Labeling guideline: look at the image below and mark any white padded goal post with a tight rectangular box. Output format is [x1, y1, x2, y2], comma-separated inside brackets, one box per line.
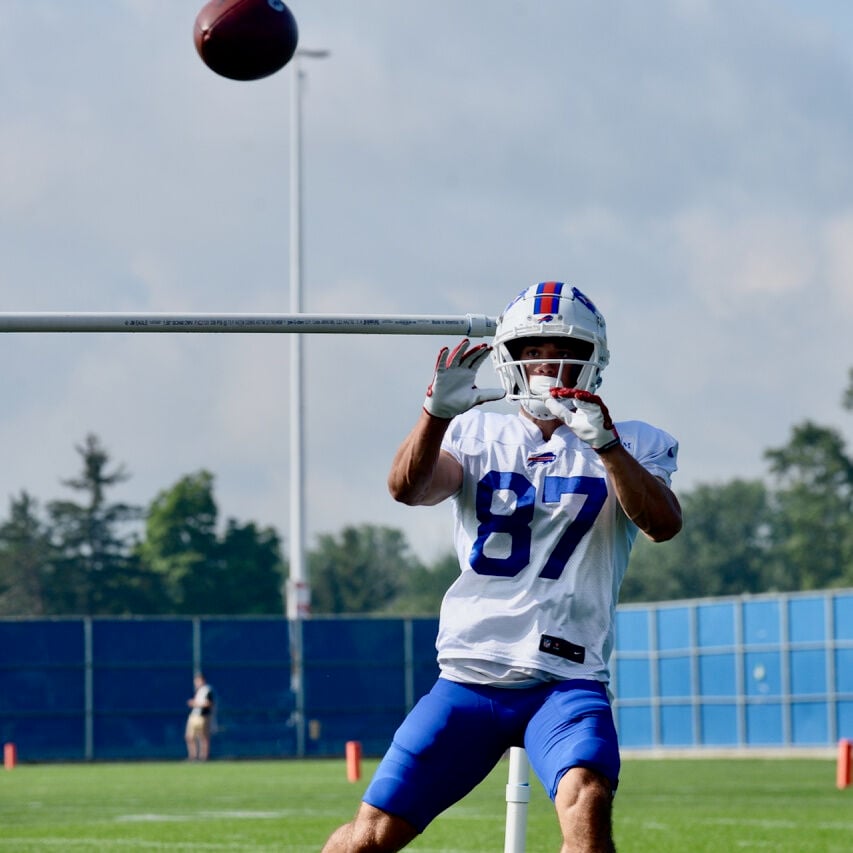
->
[0, 312, 497, 336]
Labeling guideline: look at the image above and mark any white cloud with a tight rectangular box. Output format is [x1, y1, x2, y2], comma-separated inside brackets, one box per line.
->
[673, 210, 817, 304]
[822, 213, 853, 314]
[0, 0, 852, 568]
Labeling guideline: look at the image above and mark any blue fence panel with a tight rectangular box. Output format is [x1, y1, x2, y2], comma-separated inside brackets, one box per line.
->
[202, 617, 290, 664]
[660, 704, 693, 746]
[616, 705, 653, 748]
[95, 618, 191, 665]
[838, 701, 853, 739]
[791, 702, 829, 744]
[700, 703, 738, 745]
[411, 618, 440, 702]
[833, 594, 853, 640]
[91, 619, 193, 760]
[611, 589, 853, 750]
[789, 649, 826, 696]
[744, 651, 781, 698]
[200, 618, 294, 759]
[834, 595, 853, 640]
[658, 656, 691, 698]
[697, 602, 735, 648]
[746, 703, 783, 745]
[0, 619, 84, 665]
[0, 662, 85, 715]
[698, 653, 737, 697]
[615, 658, 651, 700]
[615, 610, 649, 652]
[0, 620, 86, 760]
[2, 588, 852, 761]
[837, 648, 853, 693]
[789, 596, 825, 643]
[303, 618, 408, 757]
[656, 607, 691, 651]
[743, 599, 780, 645]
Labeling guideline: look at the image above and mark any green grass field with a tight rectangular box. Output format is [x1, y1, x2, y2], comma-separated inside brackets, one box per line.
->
[0, 756, 849, 852]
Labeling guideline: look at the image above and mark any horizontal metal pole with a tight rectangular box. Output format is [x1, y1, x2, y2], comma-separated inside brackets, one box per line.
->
[0, 312, 498, 337]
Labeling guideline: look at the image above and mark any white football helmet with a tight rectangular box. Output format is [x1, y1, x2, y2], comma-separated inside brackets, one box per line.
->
[492, 282, 609, 419]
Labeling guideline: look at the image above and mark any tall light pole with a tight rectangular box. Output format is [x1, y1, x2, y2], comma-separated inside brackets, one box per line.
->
[287, 47, 328, 757]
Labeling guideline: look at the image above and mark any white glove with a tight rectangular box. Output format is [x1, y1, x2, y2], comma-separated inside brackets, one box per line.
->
[544, 388, 621, 452]
[423, 339, 506, 419]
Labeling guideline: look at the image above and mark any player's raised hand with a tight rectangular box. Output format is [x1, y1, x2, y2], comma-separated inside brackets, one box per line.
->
[545, 388, 621, 452]
[423, 339, 506, 419]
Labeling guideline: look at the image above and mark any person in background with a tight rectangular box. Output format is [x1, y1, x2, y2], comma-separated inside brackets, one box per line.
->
[185, 671, 215, 761]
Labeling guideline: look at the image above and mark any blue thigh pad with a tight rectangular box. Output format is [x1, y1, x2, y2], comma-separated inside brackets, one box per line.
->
[523, 679, 620, 799]
[362, 679, 523, 831]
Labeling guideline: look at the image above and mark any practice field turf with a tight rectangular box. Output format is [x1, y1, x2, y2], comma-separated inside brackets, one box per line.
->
[0, 756, 848, 852]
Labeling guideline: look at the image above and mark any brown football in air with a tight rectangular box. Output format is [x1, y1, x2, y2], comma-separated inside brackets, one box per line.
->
[194, 0, 299, 81]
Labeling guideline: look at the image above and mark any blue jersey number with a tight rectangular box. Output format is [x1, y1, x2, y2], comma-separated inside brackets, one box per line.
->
[469, 473, 607, 579]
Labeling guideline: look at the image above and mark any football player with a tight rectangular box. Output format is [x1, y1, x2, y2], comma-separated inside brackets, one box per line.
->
[322, 282, 682, 853]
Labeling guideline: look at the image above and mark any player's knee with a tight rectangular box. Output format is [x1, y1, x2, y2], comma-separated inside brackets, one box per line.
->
[337, 803, 419, 852]
[554, 769, 615, 852]
[555, 766, 613, 814]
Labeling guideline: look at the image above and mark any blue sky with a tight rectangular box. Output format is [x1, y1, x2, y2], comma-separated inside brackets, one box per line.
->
[1, 1, 851, 567]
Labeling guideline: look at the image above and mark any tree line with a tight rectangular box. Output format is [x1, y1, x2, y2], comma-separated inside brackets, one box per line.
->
[0, 432, 451, 617]
[1, 371, 851, 616]
[624, 368, 853, 601]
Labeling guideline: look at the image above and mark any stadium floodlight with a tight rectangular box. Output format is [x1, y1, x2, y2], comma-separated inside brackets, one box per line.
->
[287, 47, 329, 765]
[0, 312, 497, 336]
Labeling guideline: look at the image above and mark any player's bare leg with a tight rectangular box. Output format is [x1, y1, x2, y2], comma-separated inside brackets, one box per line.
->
[554, 767, 616, 853]
[321, 803, 419, 853]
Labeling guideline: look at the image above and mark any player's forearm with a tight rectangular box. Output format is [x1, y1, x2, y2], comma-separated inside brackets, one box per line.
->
[388, 411, 455, 506]
[598, 445, 682, 541]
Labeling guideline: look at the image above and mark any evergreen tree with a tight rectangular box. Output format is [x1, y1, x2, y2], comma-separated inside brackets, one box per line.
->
[763, 422, 853, 590]
[47, 434, 145, 614]
[0, 492, 54, 615]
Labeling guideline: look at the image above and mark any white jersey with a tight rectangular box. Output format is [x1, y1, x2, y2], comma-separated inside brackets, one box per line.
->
[437, 410, 678, 686]
[190, 684, 213, 718]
